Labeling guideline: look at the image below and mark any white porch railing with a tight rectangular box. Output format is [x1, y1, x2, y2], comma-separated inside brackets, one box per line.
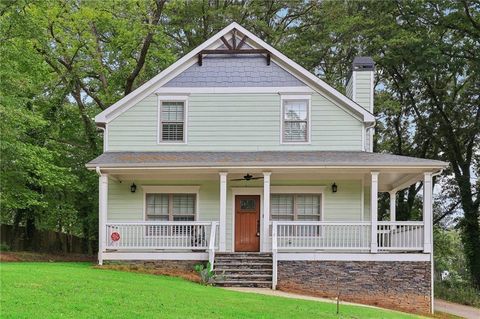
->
[273, 221, 372, 250]
[271, 221, 425, 252]
[105, 221, 218, 251]
[377, 221, 424, 251]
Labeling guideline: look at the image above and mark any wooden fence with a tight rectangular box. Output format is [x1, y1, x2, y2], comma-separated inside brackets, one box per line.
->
[1, 224, 96, 254]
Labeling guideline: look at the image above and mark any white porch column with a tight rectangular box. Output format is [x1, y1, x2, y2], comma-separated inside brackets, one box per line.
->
[370, 172, 379, 253]
[219, 172, 228, 252]
[262, 172, 271, 252]
[389, 191, 396, 221]
[423, 172, 433, 253]
[98, 173, 108, 265]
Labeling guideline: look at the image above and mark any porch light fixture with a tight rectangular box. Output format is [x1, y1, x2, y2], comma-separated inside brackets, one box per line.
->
[130, 183, 137, 193]
[331, 182, 338, 193]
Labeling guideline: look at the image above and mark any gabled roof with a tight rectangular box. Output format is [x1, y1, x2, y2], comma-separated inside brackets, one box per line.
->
[95, 22, 376, 124]
[86, 151, 447, 169]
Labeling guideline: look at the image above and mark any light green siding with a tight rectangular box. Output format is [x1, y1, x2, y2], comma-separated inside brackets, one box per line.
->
[107, 179, 368, 251]
[107, 93, 363, 151]
[108, 180, 219, 222]
[354, 72, 373, 112]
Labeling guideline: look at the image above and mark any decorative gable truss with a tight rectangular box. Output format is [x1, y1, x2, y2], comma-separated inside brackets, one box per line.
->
[95, 22, 375, 125]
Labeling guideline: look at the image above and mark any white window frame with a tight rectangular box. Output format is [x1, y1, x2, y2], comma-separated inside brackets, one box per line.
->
[156, 95, 189, 144]
[280, 95, 312, 144]
[142, 186, 200, 221]
[270, 186, 324, 221]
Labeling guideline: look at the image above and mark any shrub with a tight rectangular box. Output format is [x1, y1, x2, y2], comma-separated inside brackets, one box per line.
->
[435, 280, 480, 308]
[194, 262, 222, 285]
[0, 242, 10, 251]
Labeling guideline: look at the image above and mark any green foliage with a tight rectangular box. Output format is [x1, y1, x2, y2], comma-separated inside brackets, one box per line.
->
[0, 242, 11, 251]
[435, 281, 480, 308]
[0, 262, 420, 318]
[194, 262, 217, 285]
[434, 228, 480, 307]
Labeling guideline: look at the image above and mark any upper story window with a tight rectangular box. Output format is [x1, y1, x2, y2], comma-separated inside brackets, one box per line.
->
[281, 96, 310, 143]
[157, 96, 188, 144]
[160, 101, 185, 142]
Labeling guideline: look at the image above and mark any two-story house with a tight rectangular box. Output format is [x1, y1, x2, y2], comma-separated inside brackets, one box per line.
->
[87, 23, 446, 314]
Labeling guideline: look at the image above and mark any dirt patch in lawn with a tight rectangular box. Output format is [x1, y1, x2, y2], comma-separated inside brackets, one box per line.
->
[95, 264, 201, 283]
[0, 251, 95, 262]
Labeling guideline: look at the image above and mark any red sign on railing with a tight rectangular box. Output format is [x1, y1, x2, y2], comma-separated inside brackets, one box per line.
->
[111, 232, 120, 242]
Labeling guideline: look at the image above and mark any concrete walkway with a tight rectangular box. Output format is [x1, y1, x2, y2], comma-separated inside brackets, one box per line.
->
[434, 299, 480, 319]
[224, 287, 389, 310]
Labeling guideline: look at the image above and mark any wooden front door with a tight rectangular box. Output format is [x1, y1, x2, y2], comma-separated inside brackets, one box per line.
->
[235, 195, 260, 252]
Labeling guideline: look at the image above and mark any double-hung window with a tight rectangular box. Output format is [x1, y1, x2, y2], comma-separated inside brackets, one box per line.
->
[145, 193, 196, 236]
[146, 193, 196, 221]
[270, 194, 322, 221]
[159, 101, 185, 142]
[271, 193, 322, 237]
[282, 98, 310, 143]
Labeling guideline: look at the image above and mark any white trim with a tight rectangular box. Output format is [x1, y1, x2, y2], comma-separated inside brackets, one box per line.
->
[98, 173, 108, 265]
[370, 71, 374, 113]
[270, 186, 325, 193]
[280, 95, 312, 144]
[104, 125, 109, 151]
[141, 185, 200, 221]
[370, 171, 379, 253]
[219, 172, 228, 251]
[95, 22, 376, 124]
[361, 177, 365, 220]
[352, 71, 357, 102]
[88, 165, 447, 171]
[277, 253, 431, 262]
[230, 187, 264, 252]
[141, 186, 200, 193]
[157, 96, 189, 144]
[102, 252, 208, 261]
[389, 191, 396, 221]
[262, 172, 271, 252]
[423, 172, 433, 253]
[155, 87, 314, 94]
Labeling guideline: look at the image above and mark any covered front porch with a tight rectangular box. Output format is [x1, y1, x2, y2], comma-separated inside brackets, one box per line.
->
[96, 166, 437, 264]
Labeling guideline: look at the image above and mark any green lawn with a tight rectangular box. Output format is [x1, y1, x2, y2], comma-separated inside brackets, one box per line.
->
[0, 262, 423, 319]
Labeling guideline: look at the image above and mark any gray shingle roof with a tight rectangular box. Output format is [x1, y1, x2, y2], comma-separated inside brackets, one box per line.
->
[86, 151, 447, 168]
[163, 56, 306, 87]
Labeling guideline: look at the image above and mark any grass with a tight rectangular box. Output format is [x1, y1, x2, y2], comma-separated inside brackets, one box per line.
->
[0, 262, 424, 319]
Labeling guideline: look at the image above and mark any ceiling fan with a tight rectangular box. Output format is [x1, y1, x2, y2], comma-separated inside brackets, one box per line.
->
[230, 173, 264, 181]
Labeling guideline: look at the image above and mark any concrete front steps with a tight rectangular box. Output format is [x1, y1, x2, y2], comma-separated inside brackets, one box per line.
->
[213, 252, 273, 288]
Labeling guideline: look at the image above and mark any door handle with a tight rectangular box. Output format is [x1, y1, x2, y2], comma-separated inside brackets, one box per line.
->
[256, 220, 260, 237]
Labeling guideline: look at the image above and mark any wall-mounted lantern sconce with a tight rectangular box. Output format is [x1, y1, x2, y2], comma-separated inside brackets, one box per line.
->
[331, 182, 338, 193]
[130, 183, 137, 193]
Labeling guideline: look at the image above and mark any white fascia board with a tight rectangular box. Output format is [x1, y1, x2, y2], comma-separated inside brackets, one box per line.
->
[96, 22, 376, 124]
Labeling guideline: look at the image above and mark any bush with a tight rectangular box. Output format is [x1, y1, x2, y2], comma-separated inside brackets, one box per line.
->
[0, 242, 10, 251]
[435, 280, 480, 308]
[194, 262, 224, 285]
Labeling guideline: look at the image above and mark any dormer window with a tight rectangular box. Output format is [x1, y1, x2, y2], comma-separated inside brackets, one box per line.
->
[281, 95, 311, 144]
[157, 96, 188, 144]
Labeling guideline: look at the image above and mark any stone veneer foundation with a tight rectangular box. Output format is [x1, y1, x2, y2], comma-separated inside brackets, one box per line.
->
[277, 260, 431, 314]
[104, 260, 202, 271]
